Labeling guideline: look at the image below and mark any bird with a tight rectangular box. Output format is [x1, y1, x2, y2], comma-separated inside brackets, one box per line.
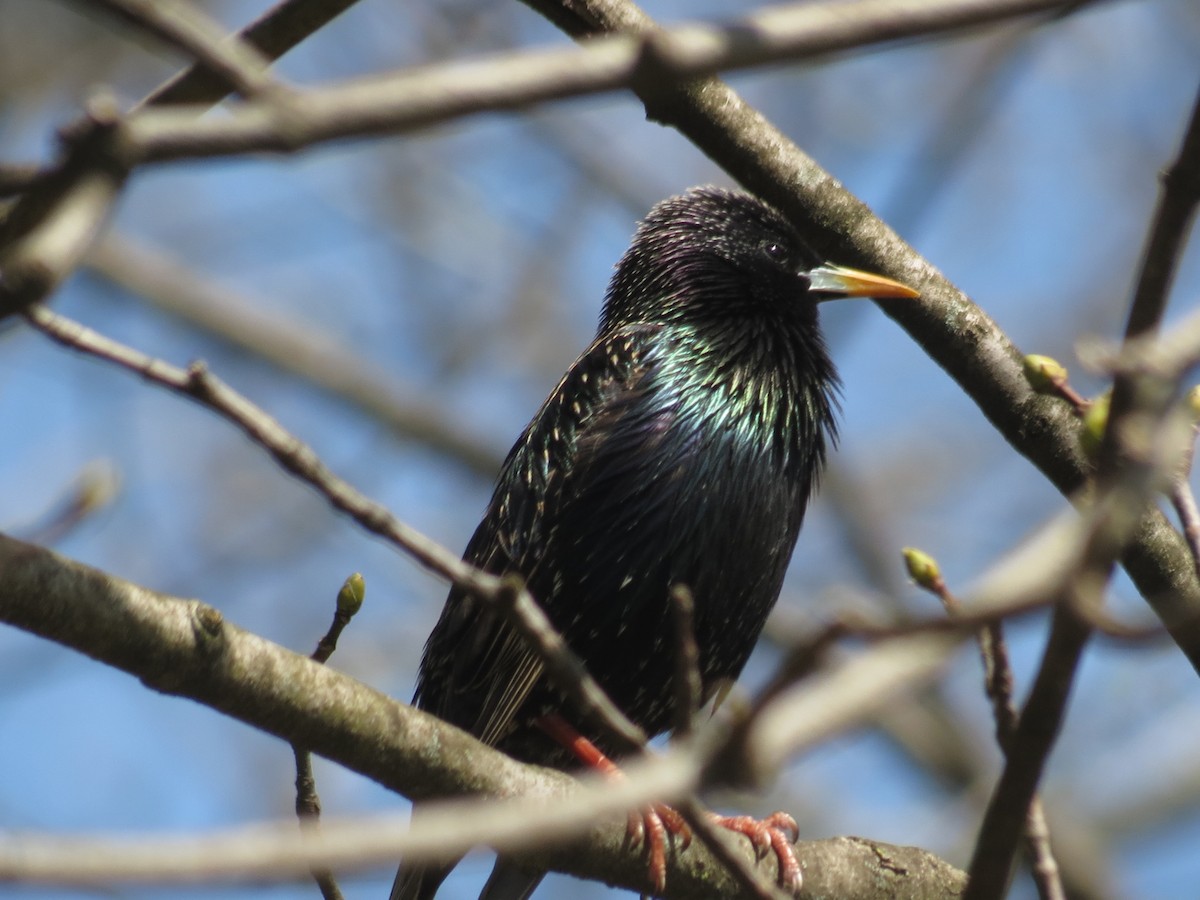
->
[391, 186, 918, 900]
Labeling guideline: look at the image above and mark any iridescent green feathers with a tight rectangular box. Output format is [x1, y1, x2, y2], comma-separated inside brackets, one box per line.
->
[414, 187, 840, 759]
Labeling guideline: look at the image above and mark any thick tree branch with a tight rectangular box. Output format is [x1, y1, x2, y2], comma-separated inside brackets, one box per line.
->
[0, 533, 965, 899]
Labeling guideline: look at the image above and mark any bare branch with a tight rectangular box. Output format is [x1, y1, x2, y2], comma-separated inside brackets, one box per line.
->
[1120, 85, 1200, 342]
[85, 233, 503, 477]
[906, 551, 1064, 900]
[0, 532, 966, 899]
[292, 573, 363, 900]
[142, 0, 363, 108]
[965, 368, 1198, 899]
[75, 0, 282, 100]
[121, 0, 1103, 164]
[0, 99, 126, 317]
[521, 0, 1200, 674]
[21, 302, 646, 750]
[0, 0, 365, 321]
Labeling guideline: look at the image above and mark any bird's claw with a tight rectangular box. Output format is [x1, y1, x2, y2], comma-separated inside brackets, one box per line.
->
[712, 811, 803, 894]
[654, 803, 692, 849]
[538, 715, 800, 894]
[624, 802, 693, 895]
[628, 805, 802, 895]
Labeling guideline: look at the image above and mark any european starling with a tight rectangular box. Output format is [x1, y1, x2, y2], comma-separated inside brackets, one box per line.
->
[391, 186, 917, 900]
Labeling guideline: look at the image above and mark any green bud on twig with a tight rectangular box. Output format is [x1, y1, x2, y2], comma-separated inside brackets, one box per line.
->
[1023, 354, 1068, 394]
[337, 572, 365, 617]
[1081, 392, 1111, 459]
[902, 547, 942, 591]
[1185, 385, 1200, 423]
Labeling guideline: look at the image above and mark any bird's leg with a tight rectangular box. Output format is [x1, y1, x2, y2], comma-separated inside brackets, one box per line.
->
[534, 714, 690, 894]
[535, 714, 804, 895]
[533, 716, 802, 893]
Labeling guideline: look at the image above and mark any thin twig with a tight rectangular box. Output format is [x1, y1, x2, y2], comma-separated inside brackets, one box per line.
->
[964, 603, 1089, 900]
[85, 233, 502, 477]
[291, 748, 343, 900]
[17, 460, 120, 546]
[964, 380, 1196, 900]
[291, 574, 362, 900]
[142, 0, 363, 108]
[79, 0, 283, 100]
[1119, 85, 1200, 342]
[21, 303, 646, 752]
[1101, 82, 1200, 540]
[907, 552, 1064, 900]
[123, 0, 1103, 164]
[491, 577, 645, 752]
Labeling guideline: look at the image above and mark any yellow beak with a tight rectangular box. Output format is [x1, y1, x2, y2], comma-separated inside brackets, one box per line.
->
[806, 263, 920, 299]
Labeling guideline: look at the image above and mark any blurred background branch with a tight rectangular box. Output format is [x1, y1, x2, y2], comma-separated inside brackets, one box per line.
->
[1, 1, 1197, 899]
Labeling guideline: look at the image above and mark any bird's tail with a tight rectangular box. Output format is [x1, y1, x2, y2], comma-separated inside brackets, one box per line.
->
[389, 857, 541, 900]
[479, 858, 543, 900]
[388, 859, 458, 900]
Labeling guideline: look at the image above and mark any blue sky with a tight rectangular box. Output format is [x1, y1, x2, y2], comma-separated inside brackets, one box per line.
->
[2, 1, 1199, 898]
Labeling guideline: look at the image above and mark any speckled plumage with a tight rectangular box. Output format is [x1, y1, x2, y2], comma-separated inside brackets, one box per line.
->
[416, 187, 839, 758]
[394, 187, 846, 900]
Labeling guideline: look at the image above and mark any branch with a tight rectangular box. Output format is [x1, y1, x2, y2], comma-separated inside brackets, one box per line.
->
[904, 549, 1064, 900]
[520, 0, 1200, 673]
[76, 0, 282, 100]
[118, 0, 1102, 163]
[965, 356, 1199, 898]
[22, 303, 645, 751]
[0, 0, 365, 317]
[0, 533, 966, 899]
[85, 233, 503, 477]
[141, 0, 362, 108]
[0, 98, 126, 316]
[1119, 84, 1200, 342]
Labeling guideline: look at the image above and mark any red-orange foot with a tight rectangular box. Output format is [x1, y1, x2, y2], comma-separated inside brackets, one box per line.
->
[713, 811, 802, 893]
[626, 801, 692, 894]
[535, 715, 691, 894]
[534, 715, 801, 895]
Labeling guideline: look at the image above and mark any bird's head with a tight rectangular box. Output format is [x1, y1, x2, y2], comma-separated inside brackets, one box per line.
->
[600, 186, 917, 333]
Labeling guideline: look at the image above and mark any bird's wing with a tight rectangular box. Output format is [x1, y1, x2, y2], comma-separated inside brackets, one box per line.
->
[415, 323, 685, 746]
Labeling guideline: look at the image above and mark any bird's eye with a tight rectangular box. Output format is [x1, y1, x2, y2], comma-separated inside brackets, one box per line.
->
[761, 241, 789, 263]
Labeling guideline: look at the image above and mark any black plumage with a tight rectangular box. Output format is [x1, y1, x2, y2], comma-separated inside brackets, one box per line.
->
[392, 187, 916, 900]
